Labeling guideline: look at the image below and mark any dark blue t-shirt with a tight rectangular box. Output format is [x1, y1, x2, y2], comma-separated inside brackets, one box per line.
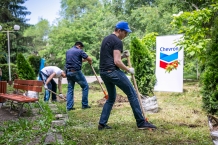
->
[100, 34, 123, 71]
[65, 46, 88, 71]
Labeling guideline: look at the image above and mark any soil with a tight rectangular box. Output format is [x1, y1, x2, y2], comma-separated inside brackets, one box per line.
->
[0, 94, 66, 126]
[0, 105, 19, 125]
[97, 94, 128, 107]
[89, 85, 101, 91]
[0, 103, 40, 126]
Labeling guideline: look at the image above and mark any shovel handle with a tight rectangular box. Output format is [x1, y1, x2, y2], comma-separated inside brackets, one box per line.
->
[90, 64, 108, 99]
[46, 88, 66, 101]
[126, 56, 147, 120]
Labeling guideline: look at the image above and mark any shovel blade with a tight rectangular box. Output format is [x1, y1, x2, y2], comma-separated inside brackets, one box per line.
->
[104, 95, 109, 100]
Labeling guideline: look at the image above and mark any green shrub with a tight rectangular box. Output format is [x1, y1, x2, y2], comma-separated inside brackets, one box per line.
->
[129, 33, 157, 96]
[28, 55, 41, 77]
[201, 17, 218, 115]
[0, 63, 17, 81]
[16, 53, 35, 80]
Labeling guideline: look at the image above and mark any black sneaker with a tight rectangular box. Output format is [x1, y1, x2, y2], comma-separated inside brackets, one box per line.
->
[98, 124, 112, 130]
[67, 108, 76, 111]
[82, 105, 91, 109]
[138, 121, 157, 130]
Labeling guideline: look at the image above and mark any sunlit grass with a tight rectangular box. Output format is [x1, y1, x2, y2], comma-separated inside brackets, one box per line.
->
[0, 81, 212, 144]
[56, 81, 212, 145]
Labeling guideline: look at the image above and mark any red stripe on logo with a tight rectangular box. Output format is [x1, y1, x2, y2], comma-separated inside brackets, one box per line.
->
[160, 61, 168, 69]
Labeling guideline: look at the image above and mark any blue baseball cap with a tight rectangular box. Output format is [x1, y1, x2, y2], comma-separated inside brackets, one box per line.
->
[115, 21, 132, 33]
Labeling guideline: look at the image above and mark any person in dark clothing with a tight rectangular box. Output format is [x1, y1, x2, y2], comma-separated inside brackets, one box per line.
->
[98, 21, 157, 130]
[65, 41, 92, 111]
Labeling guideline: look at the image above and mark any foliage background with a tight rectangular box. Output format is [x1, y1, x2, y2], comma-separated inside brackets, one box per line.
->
[130, 33, 157, 96]
[1, 0, 218, 113]
[0, 64, 17, 81]
[16, 53, 35, 80]
[28, 55, 41, 77]
[200, 16, 218, 115]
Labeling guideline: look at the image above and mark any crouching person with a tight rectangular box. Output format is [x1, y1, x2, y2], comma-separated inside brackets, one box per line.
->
[39, 66, 66, 102]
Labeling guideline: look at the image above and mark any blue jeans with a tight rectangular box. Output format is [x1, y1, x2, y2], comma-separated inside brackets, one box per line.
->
[39, 72, 57, 101]
[66, 70, 89, 110]
[99, 69, 145, 127]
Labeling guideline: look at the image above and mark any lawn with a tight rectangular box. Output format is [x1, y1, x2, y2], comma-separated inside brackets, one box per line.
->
[0, 80, 213, 145]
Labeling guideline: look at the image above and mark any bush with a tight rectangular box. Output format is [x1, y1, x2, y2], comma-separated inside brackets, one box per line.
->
[0, 63, 17, 81]
[129, 33, 157, 96]
[28, 55, 41, 77]
[16, 53, 35, 80]
[201, 17, 218, 115]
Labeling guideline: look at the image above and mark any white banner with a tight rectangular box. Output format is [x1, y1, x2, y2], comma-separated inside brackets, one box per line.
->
[154, 34, 184, 92]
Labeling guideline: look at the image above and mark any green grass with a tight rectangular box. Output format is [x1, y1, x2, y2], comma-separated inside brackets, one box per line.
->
[184, 72, 198, 80]
[0, 81, 213, 145]
[0, 101, 54, 144]
[57, 82, 212, 145]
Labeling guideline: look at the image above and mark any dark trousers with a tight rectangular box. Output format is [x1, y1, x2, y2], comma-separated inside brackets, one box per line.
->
[39, 71, 57, 101]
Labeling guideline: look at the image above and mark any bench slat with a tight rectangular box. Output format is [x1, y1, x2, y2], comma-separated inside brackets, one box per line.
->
[14, 84, 42, 92]
[0, 93, 38, 102]
[14, 79, 43, 86]
[13, 79, 43, 92]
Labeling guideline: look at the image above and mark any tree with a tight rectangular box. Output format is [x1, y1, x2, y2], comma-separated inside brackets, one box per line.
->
[0, 0, 31, 64]
[130, 33, 157, 96]
[0, 0, 30, 23]
[125, 0, 155, 14]
[45, 6, 117, 73]
[201, 16, 218, 115]
[23, 19, 50, 53]
[17, 53, 35, 80]
[171, 1, 218, 114]
[171, 4, 215, 64]
[0, 63, 17, 81]
[60, 0, 100, 21]
[128, 0, 184, 37]
[28, 55, 41, 77]
[176, 0, 214, 11]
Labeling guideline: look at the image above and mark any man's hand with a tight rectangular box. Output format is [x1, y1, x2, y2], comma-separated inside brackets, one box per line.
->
[88, 60, 92, 64]
[86, 56, 92, 64]
[59, 94, 64, 98]
[128, 68, 135, 74]
[44, 84, 48, 89]
[122, 50, 130, 58]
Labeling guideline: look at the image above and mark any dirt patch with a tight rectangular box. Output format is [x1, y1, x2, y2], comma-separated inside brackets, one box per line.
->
[97, 94, 128, 107]
[0, 103, 41, 126]
[178, 123, 200, 128]
[89, 85, 101, 91]
[0, 106, 19, 125]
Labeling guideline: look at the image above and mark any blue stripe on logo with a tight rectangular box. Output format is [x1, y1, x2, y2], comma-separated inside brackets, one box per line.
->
[160, 52, 178, 63]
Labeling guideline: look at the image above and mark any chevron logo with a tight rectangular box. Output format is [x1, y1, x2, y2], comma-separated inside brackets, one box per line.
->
[160, 52, 178, 69]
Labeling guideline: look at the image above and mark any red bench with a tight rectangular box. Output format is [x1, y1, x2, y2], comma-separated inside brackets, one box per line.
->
[0, 79, 44, 117]
[0, 81, 7, 103]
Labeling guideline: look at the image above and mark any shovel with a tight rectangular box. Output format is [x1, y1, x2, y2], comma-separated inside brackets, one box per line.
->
[90, 64, 109, 99]
[126, 55, 148, 121]
[45, 88, 67, 101]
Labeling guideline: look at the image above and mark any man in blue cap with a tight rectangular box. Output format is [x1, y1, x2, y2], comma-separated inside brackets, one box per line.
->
[98, 21, 157, 130]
